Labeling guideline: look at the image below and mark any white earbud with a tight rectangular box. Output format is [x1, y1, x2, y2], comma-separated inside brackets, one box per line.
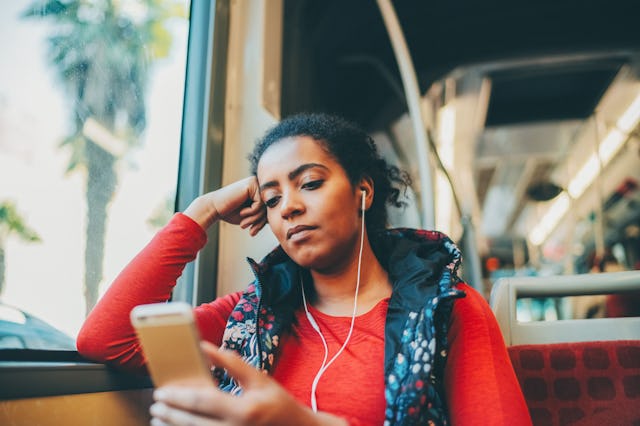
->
[302, 187, 367, 413]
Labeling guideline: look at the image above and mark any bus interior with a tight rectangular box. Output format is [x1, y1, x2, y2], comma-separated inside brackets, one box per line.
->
[1, 0, 639, 424]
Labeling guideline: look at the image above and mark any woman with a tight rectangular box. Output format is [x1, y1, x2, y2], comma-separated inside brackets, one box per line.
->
[77, 113, 531, 425]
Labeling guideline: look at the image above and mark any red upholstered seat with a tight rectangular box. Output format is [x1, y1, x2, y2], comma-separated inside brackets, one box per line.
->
[508, 340, 640, 426]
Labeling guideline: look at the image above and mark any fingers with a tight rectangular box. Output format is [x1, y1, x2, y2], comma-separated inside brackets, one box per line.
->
[201, 341, 263, 389]
[152, 385, 236, 420]
[240, 201, 264, 217]
[214, 176, 266, 234]
[240, 215, 267, 236]
[150, 342, 262, 423]
[239, 206, 264, 223]
[150, 400, 222, 426]
[238, 202, 267, 236]
[240, 190, 265, 216]
[248, 217, 267, 236]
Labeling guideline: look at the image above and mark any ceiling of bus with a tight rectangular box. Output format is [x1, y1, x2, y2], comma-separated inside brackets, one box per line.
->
[281, 0, 640, 265]
[484, 61, 622, 126]
[282, 0, 640, 127]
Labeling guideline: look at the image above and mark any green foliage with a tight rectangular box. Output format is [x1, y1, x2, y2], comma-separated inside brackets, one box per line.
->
[0, 201, 41, 243]
[59, 133, 86, 174]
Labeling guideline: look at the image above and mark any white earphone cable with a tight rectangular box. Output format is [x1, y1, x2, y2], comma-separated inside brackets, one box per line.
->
[302, 190, 366, 412]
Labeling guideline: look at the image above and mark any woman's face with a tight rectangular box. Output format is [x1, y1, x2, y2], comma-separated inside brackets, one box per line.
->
[256, 136, 365, 272]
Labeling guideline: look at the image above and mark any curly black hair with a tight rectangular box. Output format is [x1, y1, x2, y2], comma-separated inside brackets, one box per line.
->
[249, 113, 411, 239]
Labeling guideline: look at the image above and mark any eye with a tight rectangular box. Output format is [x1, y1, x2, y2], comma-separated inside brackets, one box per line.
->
[301, 179, 323, 190]
[264, 196, 280, 209]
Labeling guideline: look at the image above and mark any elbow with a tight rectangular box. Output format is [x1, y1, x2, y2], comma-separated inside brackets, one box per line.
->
[76, 320, 146, 372]
[76, 317, 117, 363]
[75, 324, 107, 362]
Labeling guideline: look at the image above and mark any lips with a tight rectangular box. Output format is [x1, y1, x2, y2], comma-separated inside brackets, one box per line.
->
[286, 225, 317, 240]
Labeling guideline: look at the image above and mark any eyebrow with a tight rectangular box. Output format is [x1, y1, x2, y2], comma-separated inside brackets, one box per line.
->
[259, 163, 329, 192]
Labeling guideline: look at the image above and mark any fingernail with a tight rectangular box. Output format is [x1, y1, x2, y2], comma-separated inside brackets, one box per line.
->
[149, 402, 166, 416]
[153, 389, 167, 401]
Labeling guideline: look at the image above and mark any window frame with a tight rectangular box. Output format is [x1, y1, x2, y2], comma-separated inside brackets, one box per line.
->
[0, 0, 229, 399]
[174, 0, 230, 306]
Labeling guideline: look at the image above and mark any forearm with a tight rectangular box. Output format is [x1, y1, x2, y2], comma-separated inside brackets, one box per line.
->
[76, 213, 207, 369]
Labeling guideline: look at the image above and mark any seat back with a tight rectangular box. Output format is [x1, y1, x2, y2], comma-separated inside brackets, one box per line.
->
[508, 339, 640, 425]
[490, 271, 640, 426]
[490, 271, 640, 345]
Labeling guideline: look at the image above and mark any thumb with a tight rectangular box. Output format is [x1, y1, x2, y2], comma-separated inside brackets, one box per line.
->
[201, 341, 263, 388]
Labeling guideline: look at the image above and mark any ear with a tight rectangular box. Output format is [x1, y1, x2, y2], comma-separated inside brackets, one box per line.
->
[357, 176, 374, 211]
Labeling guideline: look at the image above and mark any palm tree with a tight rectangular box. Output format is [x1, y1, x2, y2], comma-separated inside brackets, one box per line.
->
[24, 0, 185, 315]
[0, 201, 41, 296]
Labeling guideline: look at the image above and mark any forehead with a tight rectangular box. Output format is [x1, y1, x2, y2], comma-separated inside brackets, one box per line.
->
[256, 136, 340, 178]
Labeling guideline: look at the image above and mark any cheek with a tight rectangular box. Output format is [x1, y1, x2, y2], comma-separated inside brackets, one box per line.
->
[324, 203, 360, 235]
[266, 210, 286, 238]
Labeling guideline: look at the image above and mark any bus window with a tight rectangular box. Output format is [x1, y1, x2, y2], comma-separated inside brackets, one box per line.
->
[0, 1, 190, 350]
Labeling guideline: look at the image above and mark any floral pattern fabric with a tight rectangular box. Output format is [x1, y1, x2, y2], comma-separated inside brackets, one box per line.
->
[215, 228, 465, 425]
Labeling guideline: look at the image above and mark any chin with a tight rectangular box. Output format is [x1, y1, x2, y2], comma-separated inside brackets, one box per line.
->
[297, 253, 349, 273]
[286, 246, 331, 270]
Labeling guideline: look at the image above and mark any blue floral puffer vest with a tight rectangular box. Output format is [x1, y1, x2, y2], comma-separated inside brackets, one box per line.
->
[214, 229, 465, 425]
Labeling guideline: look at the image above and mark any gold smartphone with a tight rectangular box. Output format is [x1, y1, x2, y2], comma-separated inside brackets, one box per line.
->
[130, 301, 213, 387]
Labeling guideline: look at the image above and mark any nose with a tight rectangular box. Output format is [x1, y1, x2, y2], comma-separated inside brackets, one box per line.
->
[280, 190, 305, 220]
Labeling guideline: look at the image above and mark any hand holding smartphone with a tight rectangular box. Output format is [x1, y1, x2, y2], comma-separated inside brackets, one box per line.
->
[130, 301, 214, 387]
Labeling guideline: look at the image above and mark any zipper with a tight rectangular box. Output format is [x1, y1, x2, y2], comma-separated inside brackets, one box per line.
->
[249, 264, 265, 370]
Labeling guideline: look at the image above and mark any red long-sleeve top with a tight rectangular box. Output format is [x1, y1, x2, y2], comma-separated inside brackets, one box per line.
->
[77, 213, 531, 425]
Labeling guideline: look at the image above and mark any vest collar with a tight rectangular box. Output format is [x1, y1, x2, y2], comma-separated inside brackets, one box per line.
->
[246, 228, 462, 308]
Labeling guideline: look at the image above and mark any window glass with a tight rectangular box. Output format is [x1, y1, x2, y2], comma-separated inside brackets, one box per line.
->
[0, 0, 190, 349]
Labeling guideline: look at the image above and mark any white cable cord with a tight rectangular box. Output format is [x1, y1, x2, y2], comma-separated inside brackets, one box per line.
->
[302, 191, 366, 412]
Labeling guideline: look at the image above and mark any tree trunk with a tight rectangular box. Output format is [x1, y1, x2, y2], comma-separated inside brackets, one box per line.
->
[84, 140, 116, 316]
